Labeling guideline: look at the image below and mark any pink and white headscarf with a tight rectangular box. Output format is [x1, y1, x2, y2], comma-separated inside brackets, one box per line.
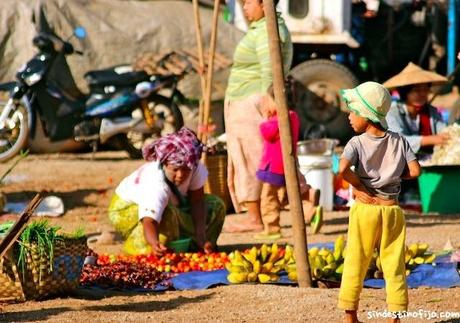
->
[142, 127, 203, 169]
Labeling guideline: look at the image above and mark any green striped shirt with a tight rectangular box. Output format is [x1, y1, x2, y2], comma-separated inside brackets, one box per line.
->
[226, 15, 293, 101]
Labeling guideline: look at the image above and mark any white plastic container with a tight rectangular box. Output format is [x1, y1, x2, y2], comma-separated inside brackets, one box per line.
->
[298, 155, 334, 211]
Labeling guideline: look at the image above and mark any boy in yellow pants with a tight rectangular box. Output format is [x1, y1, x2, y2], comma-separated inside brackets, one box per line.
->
[338, 82, 421, 323]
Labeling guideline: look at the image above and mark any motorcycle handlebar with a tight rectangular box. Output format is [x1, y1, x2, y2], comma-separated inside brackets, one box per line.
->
[33, 32, 78, 56]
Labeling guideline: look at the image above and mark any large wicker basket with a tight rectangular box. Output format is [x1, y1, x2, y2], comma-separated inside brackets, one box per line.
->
[0, 237, 88, 301]
[205, 154, 232, 211]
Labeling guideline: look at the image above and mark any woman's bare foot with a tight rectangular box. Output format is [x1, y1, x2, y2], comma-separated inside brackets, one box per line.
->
[223, 219, 264, 233]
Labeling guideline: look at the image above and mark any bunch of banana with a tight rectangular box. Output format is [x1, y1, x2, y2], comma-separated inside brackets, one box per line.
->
[226, 243, 286, 284]
[286, 235, 346, 282]
[369, 242, 435, 279]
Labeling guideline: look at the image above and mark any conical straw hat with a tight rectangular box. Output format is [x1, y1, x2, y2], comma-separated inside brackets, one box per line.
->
[383, 62, 447, 89]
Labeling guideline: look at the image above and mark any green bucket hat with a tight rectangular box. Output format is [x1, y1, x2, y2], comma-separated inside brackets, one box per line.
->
[340, 81, 391, 129]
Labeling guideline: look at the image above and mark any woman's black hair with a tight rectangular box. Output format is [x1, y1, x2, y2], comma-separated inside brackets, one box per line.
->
[397, 85, 415, 102]
[398, 83, 432, 101]
[266, 76, 296, 109]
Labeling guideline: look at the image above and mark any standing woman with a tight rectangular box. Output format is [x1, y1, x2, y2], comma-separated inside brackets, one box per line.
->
[384, 63, 450, 159]
[225, 0, 292, 232]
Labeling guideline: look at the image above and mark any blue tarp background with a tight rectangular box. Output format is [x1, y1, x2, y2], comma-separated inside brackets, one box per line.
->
[171, 242, 460, 290]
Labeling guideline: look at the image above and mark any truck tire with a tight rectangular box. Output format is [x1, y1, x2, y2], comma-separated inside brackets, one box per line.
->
[289, 59, 358, 144]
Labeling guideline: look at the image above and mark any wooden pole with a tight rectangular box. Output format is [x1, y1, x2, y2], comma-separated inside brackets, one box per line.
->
[262, 0, 312, 287]
[201, 0, 220, 158]
[192, 0, 207, 140]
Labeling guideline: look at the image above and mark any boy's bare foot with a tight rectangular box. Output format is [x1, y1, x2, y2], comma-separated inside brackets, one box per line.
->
[344, 310, 361, 323]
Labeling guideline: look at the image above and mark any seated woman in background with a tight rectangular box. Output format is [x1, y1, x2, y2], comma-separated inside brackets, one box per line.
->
[384, 63, 450, 203]
[108, 127, 225, 255]
[384, 62, 450, 160]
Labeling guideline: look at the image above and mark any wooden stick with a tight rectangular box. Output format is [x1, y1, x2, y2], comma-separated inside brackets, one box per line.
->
[263, 0, 312, 288]
[201, 0, 220, 148]
[192, 0, 208, 140]
[0, 192, 45, 259]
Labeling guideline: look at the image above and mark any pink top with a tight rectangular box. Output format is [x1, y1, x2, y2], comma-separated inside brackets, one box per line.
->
[258, 110, 300, 175]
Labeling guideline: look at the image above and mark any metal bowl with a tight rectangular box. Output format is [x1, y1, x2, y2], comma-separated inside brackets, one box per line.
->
[297, 138, 338, 156]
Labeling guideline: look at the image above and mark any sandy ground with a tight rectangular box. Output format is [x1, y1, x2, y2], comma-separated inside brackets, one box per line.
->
[0, 151, 459, 323]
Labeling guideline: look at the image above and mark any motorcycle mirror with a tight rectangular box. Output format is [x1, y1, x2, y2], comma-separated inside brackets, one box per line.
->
[73, 27, 87, 39]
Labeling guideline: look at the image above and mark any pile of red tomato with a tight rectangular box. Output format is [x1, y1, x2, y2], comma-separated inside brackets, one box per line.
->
[95, 251, 230, 273]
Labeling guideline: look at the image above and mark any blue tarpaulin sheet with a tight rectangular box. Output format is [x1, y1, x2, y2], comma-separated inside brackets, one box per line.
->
[171, 262, 460, 290]
[171, 242, 460, 290]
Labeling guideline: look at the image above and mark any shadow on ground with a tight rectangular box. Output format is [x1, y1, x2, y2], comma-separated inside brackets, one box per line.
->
[0, 293, 215, 322]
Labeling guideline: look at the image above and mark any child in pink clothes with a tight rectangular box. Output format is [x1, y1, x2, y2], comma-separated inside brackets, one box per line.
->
[254, 82, 323, 240]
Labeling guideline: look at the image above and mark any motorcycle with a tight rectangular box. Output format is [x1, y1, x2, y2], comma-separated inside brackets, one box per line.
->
[0, 26, 184, 162]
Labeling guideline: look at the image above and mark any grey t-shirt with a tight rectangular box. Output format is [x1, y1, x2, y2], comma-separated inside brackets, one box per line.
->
[341, 131, 417, 200]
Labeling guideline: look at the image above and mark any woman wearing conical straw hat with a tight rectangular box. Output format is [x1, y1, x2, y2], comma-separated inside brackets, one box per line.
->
[384, 62, 450, 158]
[384, 62, 450, 204]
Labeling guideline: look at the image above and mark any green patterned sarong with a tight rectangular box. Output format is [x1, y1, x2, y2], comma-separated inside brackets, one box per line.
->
[108, 194, 225, 255]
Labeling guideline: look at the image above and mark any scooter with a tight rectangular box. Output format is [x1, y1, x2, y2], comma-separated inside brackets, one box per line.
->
[0, 26, 183, 162]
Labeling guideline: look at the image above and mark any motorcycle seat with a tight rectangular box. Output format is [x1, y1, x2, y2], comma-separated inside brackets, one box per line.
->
[84, 65, 149, 87]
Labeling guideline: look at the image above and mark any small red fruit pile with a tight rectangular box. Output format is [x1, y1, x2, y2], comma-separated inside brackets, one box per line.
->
[93, 251, 229, 273]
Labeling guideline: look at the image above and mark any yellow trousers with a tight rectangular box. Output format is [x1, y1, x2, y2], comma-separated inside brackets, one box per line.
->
[108, 194, 226, 255]
[338, 202, 408, 312]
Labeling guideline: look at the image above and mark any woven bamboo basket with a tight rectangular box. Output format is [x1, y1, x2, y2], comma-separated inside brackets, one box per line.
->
[205, 154, 232, 211]
[0, 237, 88, 302]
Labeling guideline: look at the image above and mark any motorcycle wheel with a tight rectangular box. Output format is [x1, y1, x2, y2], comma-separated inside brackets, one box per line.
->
[113, 95, 184, 159]
[0, 99, 29, 162]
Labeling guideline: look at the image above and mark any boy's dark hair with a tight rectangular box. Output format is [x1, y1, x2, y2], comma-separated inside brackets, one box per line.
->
[266, 76, 296, 109]
[258, 0, 280, 6]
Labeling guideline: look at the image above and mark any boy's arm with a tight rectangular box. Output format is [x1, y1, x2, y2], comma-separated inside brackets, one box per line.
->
[339, 158, 376, 204]
[401, 160, 421, 179]
[142, 217, 167, 256]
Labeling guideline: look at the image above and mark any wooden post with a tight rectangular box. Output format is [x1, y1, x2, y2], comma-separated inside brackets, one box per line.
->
[201, 0, 220, 158]
[192, 0, 207, 140]
[263, 0, 312, 287]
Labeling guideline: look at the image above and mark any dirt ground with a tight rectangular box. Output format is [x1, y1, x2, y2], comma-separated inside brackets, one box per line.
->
[0, 151, 459, 323]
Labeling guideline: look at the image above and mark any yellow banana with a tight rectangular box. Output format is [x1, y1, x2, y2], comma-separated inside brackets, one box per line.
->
[288, 271, 297, 282]
[335, 263, 344, 274]
[416, 243, 429, 256]
[423, 254, 436, 264]
[268, 243, 281, 263]
[308, 247, 319, 258]
[333, 235, 345, 261]
[227, 272, 248, 284]
[260, 244, 269, 262]
[408, 244, 419, 258]
[258, 273, 271, 283]
[325, 253, 335, 265]
[318, 248, 331, 257]
[285, 263, 296, 273]
[284, 245, 294, 261]
[253, 260, 261, 274]
[414, 257, 424, 265]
